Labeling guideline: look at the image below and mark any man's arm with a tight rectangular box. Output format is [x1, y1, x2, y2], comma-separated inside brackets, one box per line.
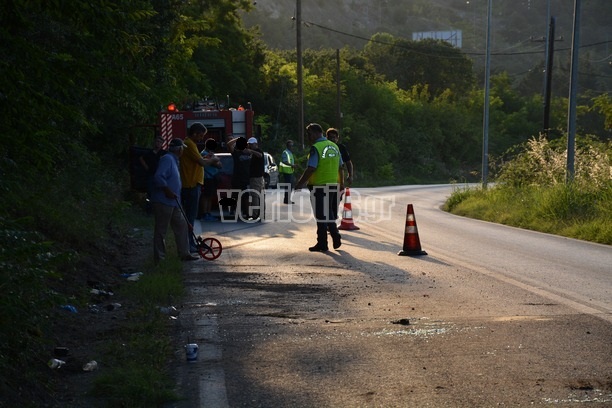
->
[345, 160, 354, 186]
[226, 137, 237, 152]
[244, 147, 262, 158]
[295, 167, 316, 190]
[281, 151, 296, 170]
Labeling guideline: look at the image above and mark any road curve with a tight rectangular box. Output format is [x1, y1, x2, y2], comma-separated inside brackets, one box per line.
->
[353, 185, 612, 321]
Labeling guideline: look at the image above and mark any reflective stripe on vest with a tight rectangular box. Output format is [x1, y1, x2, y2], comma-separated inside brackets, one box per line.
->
[279, 149, 294, 174]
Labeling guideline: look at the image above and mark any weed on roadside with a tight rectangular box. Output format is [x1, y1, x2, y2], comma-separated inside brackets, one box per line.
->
[445, 135, 612, 244]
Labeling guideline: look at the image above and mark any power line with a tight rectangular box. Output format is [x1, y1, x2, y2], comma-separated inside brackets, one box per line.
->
[306, 20, 612, 59]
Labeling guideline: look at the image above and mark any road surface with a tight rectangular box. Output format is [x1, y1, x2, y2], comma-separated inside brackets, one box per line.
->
[169, 185, 612, 407]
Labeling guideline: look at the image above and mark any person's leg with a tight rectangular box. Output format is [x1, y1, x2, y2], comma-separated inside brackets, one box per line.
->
[170, 206, 192, 258]
[326, 187, 342, 249]
[181, 186, 200, 249]
[249, 177, 264, 218]
[240, 185, 250, 219]
[310, 186, 329, 250]
[282, 173, 294, 203]
[153, 202, 172, 262]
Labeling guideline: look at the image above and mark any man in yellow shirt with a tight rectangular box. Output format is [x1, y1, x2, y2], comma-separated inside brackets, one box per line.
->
[180, 123, 220, 251]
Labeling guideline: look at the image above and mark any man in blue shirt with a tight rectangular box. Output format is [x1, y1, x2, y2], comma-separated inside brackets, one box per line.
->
[151, 138, 199, 263]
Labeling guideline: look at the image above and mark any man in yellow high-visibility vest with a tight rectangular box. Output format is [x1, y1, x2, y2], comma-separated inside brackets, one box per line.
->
[296, 123, 344, 252]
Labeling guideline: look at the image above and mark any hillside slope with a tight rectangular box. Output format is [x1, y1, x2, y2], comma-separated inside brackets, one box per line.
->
[242, 0, 610, 82]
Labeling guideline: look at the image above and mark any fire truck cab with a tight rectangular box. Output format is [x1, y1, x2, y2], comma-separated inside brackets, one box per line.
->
[158, 99, 257, 151]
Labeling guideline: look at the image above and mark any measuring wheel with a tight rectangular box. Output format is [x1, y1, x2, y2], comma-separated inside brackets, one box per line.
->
[196, 236, 222, 260]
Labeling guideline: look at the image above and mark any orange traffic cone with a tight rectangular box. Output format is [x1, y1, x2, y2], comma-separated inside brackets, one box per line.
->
[398, 204, 427, 256]
[338, 187, 360, 230]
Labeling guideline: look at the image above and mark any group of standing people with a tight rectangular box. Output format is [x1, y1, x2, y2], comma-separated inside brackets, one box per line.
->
[144, 119, 354, 261]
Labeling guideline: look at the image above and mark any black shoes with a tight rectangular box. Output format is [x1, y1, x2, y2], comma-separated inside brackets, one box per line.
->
[181, 254, 200, 261]
[308, 245, 329, 252]
[309, 234, 341, 252]
[332, 234, 342, 249]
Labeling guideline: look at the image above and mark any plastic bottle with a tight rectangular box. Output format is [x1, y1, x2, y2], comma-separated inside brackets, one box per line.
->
[60, 305, 78, 313]
[121, 272, 143, 281]
[82, 361, 98, 371]
[48, 359, 66, 369]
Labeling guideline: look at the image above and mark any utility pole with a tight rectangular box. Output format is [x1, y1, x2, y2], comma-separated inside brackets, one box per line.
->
[481, 0, 492, 189]
[336, 49, 341, 130]
[542, 0, 552, 98]
[296, 0, 304, 149]
[566, 0, 582, 183]
[543, 17, 556, 135]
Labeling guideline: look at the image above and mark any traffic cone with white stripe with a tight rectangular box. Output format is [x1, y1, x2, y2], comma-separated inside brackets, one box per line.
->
[398, 204, 427, 256]
[338, 188, 360, 230]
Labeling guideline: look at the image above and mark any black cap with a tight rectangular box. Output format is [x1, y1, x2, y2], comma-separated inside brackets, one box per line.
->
[169, 138, 187, 148]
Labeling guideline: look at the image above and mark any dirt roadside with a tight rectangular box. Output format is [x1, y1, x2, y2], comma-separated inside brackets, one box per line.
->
[39, 229, 152, 407]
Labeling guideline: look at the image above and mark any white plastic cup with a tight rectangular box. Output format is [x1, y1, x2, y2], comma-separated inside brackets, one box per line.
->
[185, 343, 198, 361]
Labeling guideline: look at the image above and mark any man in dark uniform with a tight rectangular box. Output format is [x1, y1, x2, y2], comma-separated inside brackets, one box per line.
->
[326, 128, 353, 202]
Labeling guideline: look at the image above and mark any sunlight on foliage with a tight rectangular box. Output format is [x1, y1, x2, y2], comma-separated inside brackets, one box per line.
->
[447, 136, 611, 244]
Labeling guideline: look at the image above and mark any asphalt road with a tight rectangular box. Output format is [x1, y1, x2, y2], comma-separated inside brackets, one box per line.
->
[169, 185, 612, 408]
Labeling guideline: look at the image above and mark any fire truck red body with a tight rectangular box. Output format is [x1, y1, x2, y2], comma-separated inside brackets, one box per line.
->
[158, 100, 256, 151]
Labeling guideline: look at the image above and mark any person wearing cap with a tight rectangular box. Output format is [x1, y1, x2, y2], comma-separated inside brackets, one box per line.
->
[246, 137, 265, 220]
[151, 138, 199, 262]
[295, 123, 343, 252]
[227, 136, 261, 220]
[180, 123, 220, 250]
[279, 140, 296, 204]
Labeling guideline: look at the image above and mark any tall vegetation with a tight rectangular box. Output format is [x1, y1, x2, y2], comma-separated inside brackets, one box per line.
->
[446, 136, 611, 244]
[0, 0, 610, 404]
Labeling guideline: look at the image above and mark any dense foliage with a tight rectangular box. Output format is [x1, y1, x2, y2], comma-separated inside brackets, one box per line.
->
[0, 0, 610, 404]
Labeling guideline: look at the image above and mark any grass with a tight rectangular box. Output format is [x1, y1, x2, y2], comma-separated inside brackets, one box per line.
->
[0, 204, 187, 407]
[445, 135, 612, 245]
[88, 258, 186, 406]
[445, 182, 612, 245]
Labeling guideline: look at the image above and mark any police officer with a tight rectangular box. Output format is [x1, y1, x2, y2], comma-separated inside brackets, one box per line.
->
[279, 140, 296, 204]
[295, 123, 343, 252]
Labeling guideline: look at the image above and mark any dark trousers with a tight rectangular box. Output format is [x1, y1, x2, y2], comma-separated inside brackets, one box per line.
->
[181, 186, 201, 249]
[309, 185, 340, 247]
[282, 173, 294, 203]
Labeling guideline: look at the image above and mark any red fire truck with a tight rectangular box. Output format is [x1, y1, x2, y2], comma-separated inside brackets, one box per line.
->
[130, 99, 258, 192]
[158, 99, 258, 151]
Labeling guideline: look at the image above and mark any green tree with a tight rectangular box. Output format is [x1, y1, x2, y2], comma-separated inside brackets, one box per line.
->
[364, 34, 474, 98]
